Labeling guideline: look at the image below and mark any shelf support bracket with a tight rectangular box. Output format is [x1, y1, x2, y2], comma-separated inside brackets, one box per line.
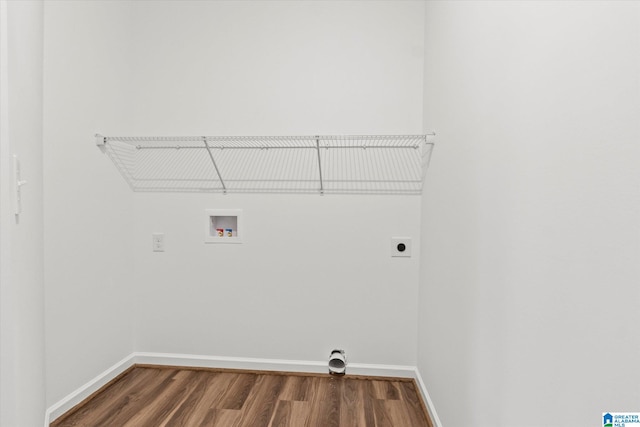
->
[95, 133, 108, 153]
[95, 133, 106, 146]
[203, 137, 227, 194]
[315, 136, 324, 195]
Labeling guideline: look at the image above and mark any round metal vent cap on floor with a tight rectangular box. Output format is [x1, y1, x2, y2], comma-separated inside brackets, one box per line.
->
[328, 349, 346, 375]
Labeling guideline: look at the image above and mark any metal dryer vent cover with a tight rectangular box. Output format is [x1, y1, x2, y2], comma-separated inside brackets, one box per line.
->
[328, 349, 347, 375]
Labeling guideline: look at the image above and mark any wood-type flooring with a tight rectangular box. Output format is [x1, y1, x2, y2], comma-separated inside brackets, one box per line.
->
[51, 366, 434, 427]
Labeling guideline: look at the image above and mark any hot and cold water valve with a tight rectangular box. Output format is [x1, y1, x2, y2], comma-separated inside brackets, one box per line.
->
[328, 349, 347, 375]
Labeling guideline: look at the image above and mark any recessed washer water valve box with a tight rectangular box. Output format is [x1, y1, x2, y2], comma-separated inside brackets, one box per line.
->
[391, 237, 412, 257]
[205, 209, 243, 244]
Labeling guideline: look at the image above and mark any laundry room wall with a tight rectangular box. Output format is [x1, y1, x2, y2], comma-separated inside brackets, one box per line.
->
[419, 2, 640, 426]
[43, 1, 136, 406]
[128, 0, 426, 367]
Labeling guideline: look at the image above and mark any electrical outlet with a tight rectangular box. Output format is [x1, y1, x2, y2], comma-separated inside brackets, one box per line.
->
[152, 233, 164, 252]
[391, 237, 411, 257]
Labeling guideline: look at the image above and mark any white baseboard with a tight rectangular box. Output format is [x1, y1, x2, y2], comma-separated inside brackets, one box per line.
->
[44, 353, 136, 426]
[133, 351, 327, 374]
[133, 351, 417, 379]
[414, 368, 443, 427]
[45, 352, 439, 426]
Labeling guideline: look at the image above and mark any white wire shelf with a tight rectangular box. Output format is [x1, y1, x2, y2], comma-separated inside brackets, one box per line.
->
[96, 134, 435, 195]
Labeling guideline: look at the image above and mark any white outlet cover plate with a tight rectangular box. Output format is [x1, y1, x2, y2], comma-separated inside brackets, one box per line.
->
[391, 237, 412, 257]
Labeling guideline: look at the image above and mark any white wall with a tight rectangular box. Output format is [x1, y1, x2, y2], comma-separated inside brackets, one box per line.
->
[419, 2, 640, 426]
[134, 194, 421, 365]
[129, 0, 425, 366]
[0, 0, 46, 425]
[127, 1, 424, 135]
[43, 1, 135, 406]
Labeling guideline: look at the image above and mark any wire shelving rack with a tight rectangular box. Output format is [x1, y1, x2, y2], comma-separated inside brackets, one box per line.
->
[96, 134, 435, 195]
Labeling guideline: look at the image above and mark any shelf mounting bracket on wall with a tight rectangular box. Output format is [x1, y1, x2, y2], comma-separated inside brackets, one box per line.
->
[95, 133, 435, 195]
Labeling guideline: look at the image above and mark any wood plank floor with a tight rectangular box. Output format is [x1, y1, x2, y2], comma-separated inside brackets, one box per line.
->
[51, 366, 434, 427]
